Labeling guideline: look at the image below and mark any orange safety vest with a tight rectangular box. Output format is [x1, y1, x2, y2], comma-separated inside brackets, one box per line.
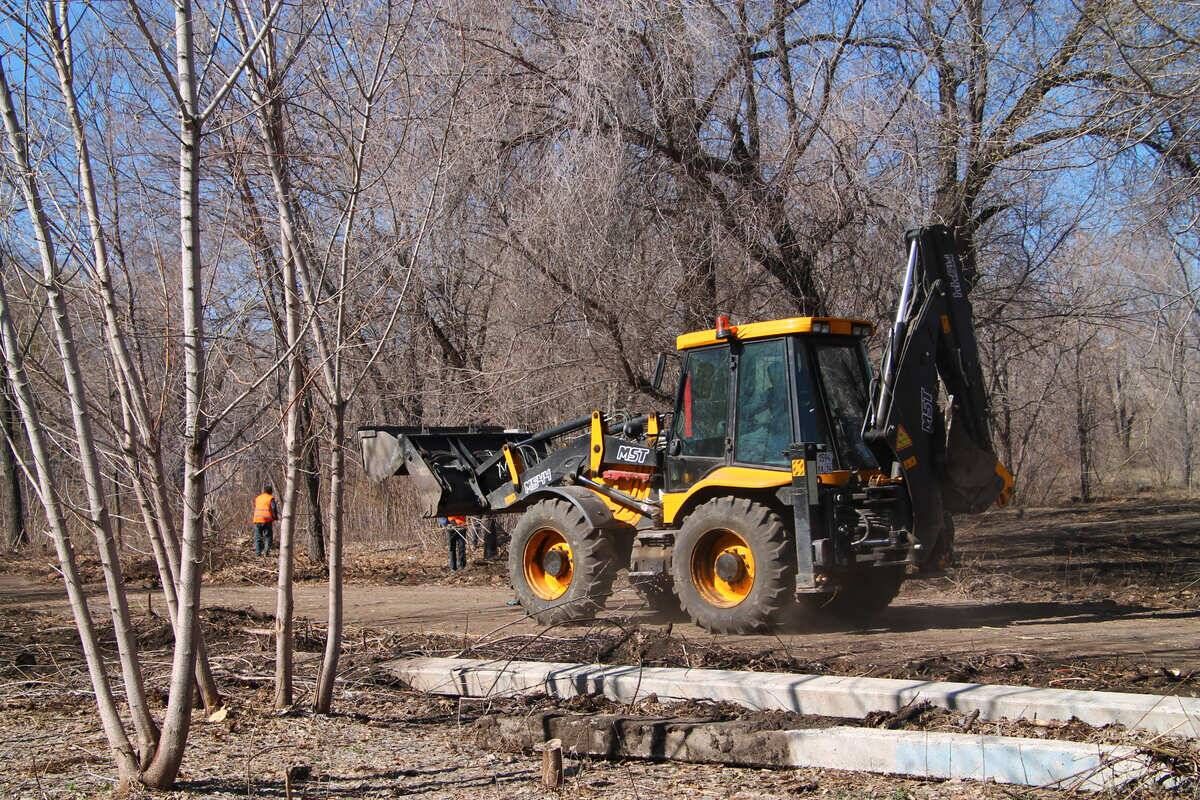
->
[252, 493, 276, 524]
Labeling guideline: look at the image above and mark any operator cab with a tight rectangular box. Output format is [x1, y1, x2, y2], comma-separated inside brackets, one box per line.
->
[667, 316, 877, 491]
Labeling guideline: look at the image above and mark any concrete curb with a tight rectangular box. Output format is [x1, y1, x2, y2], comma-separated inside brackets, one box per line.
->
[385, 656, 1200, 738]
[479, 711, 1153, 791]
[784, 726, 1146, 791]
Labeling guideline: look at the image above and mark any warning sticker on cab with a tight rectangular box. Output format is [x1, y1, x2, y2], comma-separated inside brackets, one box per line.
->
[895, 425, 913, 451]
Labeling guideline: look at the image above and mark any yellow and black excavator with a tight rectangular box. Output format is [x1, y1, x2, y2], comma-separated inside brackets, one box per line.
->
[358, 226, 1013, 633]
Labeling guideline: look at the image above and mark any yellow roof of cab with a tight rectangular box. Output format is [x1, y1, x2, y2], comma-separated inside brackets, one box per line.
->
[676, 317, 874, 351]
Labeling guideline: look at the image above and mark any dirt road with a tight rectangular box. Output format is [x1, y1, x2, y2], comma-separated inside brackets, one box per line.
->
[3, 498, 1198, 683]
[3, 571, 1197, 680]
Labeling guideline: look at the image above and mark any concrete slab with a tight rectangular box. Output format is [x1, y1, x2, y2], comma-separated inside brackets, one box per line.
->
[386, 656, 1200, 738]
[481, 711, 1154, 792]
[789, 727, 1147, 790]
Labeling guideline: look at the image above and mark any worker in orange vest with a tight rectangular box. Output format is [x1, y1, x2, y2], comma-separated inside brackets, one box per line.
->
[251, 485, 279, 557]
[440, 514, 468, 571]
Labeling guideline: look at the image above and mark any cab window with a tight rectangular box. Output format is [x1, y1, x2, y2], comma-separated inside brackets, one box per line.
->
[674, 347, 729, 458]
[812, 342, 878, 469]
[734, 339, 792, 466]
[793, 341, 821, 446]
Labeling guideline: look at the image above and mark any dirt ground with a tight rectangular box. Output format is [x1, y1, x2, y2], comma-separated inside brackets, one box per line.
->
[1, 498, 1199, 797]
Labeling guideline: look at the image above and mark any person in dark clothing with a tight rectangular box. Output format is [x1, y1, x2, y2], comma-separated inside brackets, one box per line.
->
[252, 485, 280, 556]
[442, 514, 468, 571]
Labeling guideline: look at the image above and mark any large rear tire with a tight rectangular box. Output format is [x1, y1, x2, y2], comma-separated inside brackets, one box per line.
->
[508, 499, 617, 625]
[803, 566, 905, 621]
[672, 497, 795, 634]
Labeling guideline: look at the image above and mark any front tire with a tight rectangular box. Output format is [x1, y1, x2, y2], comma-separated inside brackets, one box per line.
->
[672, 497, 795, 634]
[508, 499, 617, 625]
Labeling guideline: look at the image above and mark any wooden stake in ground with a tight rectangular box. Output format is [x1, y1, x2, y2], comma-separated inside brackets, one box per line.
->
[541, 738, 563, 789]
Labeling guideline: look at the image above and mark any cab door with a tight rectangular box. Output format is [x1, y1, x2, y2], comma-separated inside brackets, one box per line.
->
[731, 337, 795, 468]
[666, 345, 730, 491]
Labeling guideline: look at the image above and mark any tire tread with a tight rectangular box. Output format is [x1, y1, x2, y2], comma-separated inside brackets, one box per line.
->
[508, 499, 616, 625]
[672, 496, 795, 634]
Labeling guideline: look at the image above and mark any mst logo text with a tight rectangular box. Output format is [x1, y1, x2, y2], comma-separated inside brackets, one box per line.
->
[615, 445, 651, 464]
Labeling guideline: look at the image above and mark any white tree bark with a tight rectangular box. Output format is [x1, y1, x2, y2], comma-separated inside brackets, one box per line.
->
[0, 50, 159, 765]
[142, 0, 206, 785]
[231, 3, 344, 711]
[46, 0, 224, 716]
[126, 0, 282, 779]
[273, 234, 304, 707]
[0, 270, 140, 787]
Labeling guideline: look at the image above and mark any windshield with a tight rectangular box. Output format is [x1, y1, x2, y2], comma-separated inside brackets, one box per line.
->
[811, 341, 878, 470]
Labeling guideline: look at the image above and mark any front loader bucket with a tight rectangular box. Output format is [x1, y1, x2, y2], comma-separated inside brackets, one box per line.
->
[357, 425, 532, 517]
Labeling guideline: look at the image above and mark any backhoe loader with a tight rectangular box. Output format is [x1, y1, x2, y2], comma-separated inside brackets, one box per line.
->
[358, 226, 1013, 633]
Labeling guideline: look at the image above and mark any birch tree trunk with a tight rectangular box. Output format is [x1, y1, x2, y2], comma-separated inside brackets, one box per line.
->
[142, 1, 207, 784]
[114, 377, 223, 713]
[232, 8, 343, 711]
[314, 402, 345, 712]
[274, 230, 305, 709]
[0, 51, 159, 764]
[0, 272, 140, 787]
[235, 0, 418, 714]
[228, 11, 307, 706]
[46, 0, 223, 715]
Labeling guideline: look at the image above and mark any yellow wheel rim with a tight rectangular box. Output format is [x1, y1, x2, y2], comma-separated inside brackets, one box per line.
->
[691, 529, 755, 608]
[523, 528, 574, 600]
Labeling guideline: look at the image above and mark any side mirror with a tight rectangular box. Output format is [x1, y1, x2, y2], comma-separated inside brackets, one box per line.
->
[651, 353, 667, 392]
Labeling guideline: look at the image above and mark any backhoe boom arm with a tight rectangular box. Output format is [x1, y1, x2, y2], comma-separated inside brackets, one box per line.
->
[865, 225, 1013, 557]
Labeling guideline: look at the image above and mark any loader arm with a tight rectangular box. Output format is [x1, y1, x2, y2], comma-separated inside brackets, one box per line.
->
[865, 225, 1013, 555]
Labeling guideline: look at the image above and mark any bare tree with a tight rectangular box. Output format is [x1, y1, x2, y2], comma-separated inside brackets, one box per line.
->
[0, 0, 281, 785]
[0, 40, 160, 763]
[127, 0, 281, 780]
[40, 0, 226, 714]
[0, 346, 24, 548]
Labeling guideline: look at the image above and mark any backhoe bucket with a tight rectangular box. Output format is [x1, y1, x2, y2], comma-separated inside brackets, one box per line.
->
[356, 426, 531, 517]
[943, 403, 1013, 513]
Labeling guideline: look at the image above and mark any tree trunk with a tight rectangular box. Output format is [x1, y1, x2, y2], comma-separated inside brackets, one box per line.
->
[301, 394, 325, 562]
[1175, 368, 1193, 489]
[231, 2, 347, 713]
[0, 49, 158, 763]
[1074, 344, 1093, 503]
[314, 402, 345, 713]
[116, 383, 222, 713]
[274, 236, 304, 708]
[0, 270, 140, 787]
[995, 360, 1015, 482]
[46, 0, 222, 718]
[0, 350, 25, 549]
[143, 2, 206, 784]
[1113, 371, 1134, 455]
